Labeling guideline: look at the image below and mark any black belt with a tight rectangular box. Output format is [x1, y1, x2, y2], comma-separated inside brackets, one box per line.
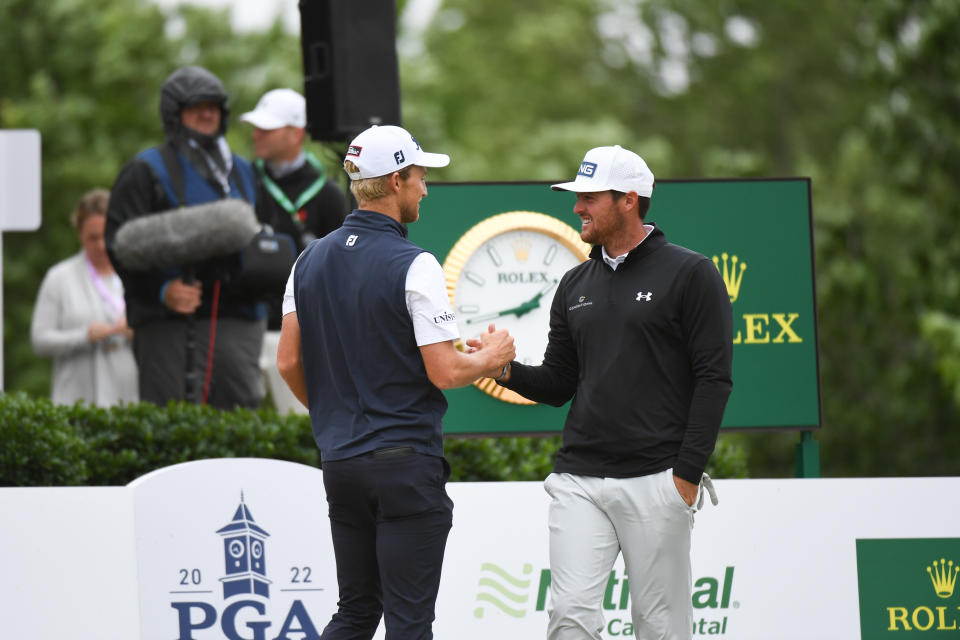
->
[369, 446, 415, 459]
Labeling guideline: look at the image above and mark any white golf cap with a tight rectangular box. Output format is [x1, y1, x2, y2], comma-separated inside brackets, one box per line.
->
[551, 145, 655, 197]
[344, 125, 450, 180]
[239, 88, 306, 130]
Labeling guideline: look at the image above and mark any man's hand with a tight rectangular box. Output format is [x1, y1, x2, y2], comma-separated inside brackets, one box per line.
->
[477, 323, 516, 377]
[466, 323, 517, 378]
[673, 473, 699, 507]
[421, 323, 516, 389]
[163, 279, 203, 314]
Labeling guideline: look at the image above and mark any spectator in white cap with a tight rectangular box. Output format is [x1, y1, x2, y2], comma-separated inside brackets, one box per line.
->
[490, 144, 734, 640]
[276, 124, 515, 639]
[240, 89, 347, 256]
[240, 88, 348, 414]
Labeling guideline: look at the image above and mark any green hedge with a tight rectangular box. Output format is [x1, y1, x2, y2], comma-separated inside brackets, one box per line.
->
[0, 392, 748, 486]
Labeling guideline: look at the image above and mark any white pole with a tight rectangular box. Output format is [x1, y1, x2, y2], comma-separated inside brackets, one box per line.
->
[0, 231, 4, 390]
[0, 129, 43, 392]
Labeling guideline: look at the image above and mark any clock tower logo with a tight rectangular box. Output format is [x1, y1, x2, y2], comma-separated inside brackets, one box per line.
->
[166, 490, 324, 640]
[217, 492, 272, 599]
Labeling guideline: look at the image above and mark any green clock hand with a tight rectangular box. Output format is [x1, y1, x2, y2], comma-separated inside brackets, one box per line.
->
[465, 279, 558, 324]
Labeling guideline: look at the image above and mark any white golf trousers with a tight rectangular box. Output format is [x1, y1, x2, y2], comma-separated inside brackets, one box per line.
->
[544, 469, 697, 640]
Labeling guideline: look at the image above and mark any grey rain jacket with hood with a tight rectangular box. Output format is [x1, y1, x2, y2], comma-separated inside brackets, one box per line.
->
[157, 65, 236, 193]
[159, 65, 230, 141]
[104, 65, 263, 328]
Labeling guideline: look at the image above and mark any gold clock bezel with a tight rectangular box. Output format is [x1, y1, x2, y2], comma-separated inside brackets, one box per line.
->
[442, 211, 590, 404]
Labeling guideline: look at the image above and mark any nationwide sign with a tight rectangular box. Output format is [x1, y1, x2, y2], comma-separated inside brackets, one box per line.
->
[471, 563, 739, 637]
[412, 179, 820, 434]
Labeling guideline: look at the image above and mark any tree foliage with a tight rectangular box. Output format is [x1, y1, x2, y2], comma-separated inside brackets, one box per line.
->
[3, 0, 958, 477]
[400, 0, 960, 477]
[0, 0, 340, 396]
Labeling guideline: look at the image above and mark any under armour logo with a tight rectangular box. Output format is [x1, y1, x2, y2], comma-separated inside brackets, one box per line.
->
[346, 235, 358, 247]
[394, 150, 405, 165]
[636, 291, 653, 301]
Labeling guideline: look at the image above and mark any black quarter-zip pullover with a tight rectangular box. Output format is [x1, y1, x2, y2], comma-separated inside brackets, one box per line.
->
[502, 224, 733, 484]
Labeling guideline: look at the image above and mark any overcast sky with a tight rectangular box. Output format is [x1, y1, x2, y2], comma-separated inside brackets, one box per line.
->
[150, 0, 440, 35]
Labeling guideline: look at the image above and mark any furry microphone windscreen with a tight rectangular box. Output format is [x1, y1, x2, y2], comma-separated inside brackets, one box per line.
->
[113, 199, 259, 271]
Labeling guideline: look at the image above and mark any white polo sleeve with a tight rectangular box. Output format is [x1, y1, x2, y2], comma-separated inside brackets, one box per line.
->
[405, 252, 460, 346]
[281, 255, 301, 316]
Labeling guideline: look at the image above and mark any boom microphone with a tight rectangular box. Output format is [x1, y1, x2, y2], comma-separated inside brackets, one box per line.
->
[112, 198, 259, 271]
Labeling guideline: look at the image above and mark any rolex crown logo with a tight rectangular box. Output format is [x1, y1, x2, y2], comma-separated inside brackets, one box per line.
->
[511, 238, 532, 263]
[712, 252, 747, 303]
[928, 558, 959, 598]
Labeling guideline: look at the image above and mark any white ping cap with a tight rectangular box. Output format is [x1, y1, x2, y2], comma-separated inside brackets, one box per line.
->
[551, 145, 655, 197]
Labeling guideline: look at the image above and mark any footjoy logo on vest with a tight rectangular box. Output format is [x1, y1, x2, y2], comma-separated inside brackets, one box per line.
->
[856, 538, 960, 637]
[169, 492, 324, 640]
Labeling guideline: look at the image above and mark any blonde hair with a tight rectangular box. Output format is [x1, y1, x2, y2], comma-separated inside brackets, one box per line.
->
[70, 188, 110, 232]
[345, 160, 413, 203]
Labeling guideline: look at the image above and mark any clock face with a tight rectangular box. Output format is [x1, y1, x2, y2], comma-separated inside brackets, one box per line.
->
[228, 539, 245, 558]
[443, 211, 590, 404]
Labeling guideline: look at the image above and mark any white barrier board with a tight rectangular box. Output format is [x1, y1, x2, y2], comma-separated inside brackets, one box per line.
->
[0, 487, 140, 639]
[2, 460, 959, 640]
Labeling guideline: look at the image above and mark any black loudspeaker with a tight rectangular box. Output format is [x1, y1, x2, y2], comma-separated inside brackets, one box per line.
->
[299, 0, 402, 142]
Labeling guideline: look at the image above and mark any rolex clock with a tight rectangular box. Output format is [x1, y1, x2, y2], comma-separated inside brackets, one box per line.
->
[442, 211, 590, 404]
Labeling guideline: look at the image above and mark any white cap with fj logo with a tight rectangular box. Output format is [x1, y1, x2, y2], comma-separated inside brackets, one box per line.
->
[551, 145, 655, 197]
[344, 125, 450, 180]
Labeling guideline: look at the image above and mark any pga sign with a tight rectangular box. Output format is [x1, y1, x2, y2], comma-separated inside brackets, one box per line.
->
[130, 460, 339, 640]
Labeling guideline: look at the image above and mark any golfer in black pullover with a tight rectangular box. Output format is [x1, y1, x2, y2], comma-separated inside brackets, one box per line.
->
[493, 145, 733, 640]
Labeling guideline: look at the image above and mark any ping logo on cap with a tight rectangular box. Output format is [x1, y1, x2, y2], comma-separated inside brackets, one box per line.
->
[347, 145, 362, 157]
[578, 161, 597, 178]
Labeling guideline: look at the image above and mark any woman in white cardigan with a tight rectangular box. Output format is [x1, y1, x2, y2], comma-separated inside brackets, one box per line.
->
[30, 189, 138, 406]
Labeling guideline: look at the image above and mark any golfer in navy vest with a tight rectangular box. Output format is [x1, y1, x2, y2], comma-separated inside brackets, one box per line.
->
[277, 124, 515, 639]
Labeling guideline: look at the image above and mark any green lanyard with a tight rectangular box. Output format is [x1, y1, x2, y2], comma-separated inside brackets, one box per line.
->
[255, 151, 328, 220]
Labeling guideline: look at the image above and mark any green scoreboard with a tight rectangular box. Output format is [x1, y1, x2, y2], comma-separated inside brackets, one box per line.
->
[410, 179, 821, 434]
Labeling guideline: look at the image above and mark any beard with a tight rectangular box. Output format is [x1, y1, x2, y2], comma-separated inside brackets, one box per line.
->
[579, 209, 626, 246]
[399, 201, 420, 224]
